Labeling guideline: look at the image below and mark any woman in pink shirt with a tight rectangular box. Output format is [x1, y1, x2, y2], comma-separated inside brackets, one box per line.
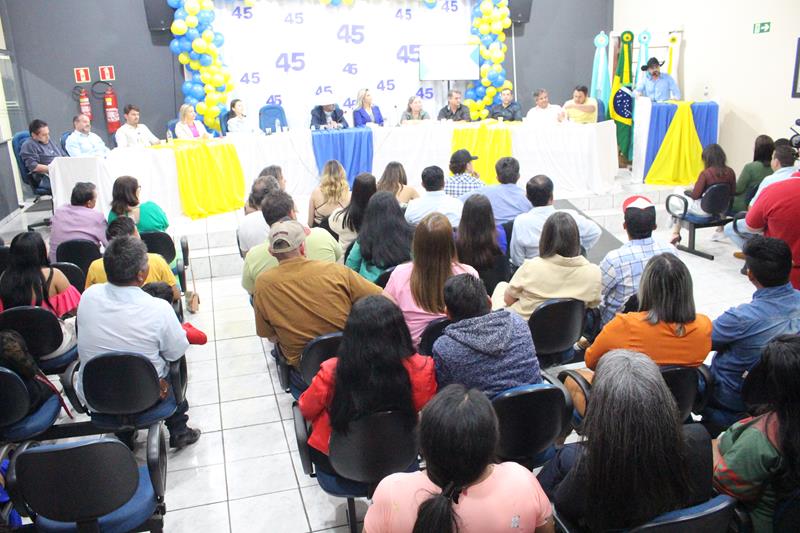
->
[383, 213, 478, 347]
[364, 384, 554, 533]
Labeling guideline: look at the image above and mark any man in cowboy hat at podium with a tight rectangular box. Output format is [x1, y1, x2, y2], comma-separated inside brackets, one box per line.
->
[635, 57, 681, 102]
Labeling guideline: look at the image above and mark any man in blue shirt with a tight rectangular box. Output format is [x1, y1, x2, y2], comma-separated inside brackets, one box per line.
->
[64, 114, 109, 157]
[635, 57, 681, 101]
[703, 236, 800, 429]
[460, 157, 530, 224]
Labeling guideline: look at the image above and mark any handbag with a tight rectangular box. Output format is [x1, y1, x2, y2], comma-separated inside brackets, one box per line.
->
[184, 262, 201, 314]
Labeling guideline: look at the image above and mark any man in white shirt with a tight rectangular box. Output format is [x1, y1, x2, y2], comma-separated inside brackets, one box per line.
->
[510, 175, 601, 266]
[114, 104, 159, 148]
[76, 236, 200, 449]
[237, 175, 281, 255]
[64, 114, 109, 156]
[404, 165, 464, 227]
[525, 88, 564, 123]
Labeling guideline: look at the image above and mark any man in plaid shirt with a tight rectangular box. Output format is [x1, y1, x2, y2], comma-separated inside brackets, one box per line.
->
[599, 195, 675, 324]
[444, 149, 483, 197]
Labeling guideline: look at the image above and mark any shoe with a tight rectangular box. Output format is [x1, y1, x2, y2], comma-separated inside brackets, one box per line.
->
[733, 251, 745, 260]
[170, 427, 201, 449]
[710, 231, 726, 242]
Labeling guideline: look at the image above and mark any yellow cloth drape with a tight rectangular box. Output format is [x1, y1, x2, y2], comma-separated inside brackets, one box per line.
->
[450, 120, 514, 184]
[151, 139, 246, 219]
[645, 101, 704, 186]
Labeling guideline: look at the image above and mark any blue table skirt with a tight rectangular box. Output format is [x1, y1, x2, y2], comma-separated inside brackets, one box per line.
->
[311, 128, 374, 186]
[644, 102, 718, 177]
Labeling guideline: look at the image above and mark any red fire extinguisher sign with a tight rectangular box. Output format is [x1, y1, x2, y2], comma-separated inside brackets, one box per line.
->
[98, 66, 115, 82]
[74, 67, 91, 84]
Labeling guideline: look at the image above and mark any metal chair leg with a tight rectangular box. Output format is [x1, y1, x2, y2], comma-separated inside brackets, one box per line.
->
[346, 497, 358, 533]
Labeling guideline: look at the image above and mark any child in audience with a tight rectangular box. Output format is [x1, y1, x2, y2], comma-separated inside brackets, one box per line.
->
[142, 282, 206, 345]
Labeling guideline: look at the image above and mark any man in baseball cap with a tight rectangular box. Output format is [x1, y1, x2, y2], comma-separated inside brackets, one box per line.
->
[635, 56, 681, 102]
[445, 149, 482, 197]
[268, 218, 306, 255]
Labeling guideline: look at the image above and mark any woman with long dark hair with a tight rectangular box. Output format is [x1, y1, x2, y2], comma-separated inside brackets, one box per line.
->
[377, 161, 419, 205]
[107, 175, 169, 233]
[225, 98, 253, 133]
[346, 192, 413, 282]
[384, 213, 479, 347]
[731, 135, 774, 213]
[456, 194, 507, 293]
[298, 295, 436, 470]
[365, 384, 554, 533]
[538, 350, 711, 531]
[714, 334, 800, 532]
[329, 172, 377, 250]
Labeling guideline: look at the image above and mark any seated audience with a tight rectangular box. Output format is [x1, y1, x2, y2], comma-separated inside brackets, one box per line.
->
[400, 96, 430, 123]
[510, 175, 601, 267]
[244, 173, 283, 216]
[237, 175, 281, 255]
[142, 282, 207, 345]
[64, 114, 109, 157]
[731, 135, 774, 213]
[459, 156, 531, 224]
[365, 384, 554, 533]
[174, 103, 210, 139]
[19, 119, 66, 194]
[493, 212, 601, 321]
[114, 104, 159, 148]
[437, 89, 471, 122]
[76, 236, 200, 449]
[353, 88, 384, 127]
[329, 172, 376, 251]
[444, 149, 482, 198]
[488, 88, 523, 121]
[433, 275, 540, 397]
[255, 164, 286, 197]
[0, 330, 55, 416]
[346, 192, 413, 282]
[598, 195, 675, 324]
[669, 143, 735, 245]
[404, 166, 463, 227]
[253, 220, 381, 380]
[299, 295, 436, 468]
[538, 350, 713, 531]
[714, 334, 800, 533]
[377, 161, 419, 206]
[310, 102, 349, 129]
[107, 175, 169, 233]
[86, 217, 179, 301]
[562, 85, 597, 124]
[308, 160, 351, 232]
[525, 88, 564, 123]
[48, 182, 108, 262]
[384, 213, 478, 347]
[455, 194, 508, 293]
[703, 237, 800, 429]
[241, 190, 341, 294]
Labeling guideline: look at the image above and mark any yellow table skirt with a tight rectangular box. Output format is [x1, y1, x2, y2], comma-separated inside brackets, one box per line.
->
[151, 139, 246, 220]
[451, 120, 515, 184]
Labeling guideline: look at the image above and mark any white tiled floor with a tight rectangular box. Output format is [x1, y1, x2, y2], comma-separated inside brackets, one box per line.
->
[0, 173, 756, 532]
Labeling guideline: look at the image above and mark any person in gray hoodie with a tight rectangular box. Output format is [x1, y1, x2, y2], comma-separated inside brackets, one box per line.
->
[433, 274, 541, 397]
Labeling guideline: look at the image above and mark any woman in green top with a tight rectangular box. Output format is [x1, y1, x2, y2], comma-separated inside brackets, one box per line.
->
[713, 334, 800, 532]
[346, 192, 413, 282]
[731, 135, 774, 213]
[108, 175, 169, 233]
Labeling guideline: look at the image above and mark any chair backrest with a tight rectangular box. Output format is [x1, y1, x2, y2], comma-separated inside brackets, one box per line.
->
[329, 411, 418, 485]
[622, 293, 639, 313]
[51, 262, 86, 293]
[82, 352, 162, 415]
[660, 366, 699, 421]
[55, 239, 102, 275]
[502, 220, 514, 250]
[478, 252, 511, 295]
[219, 110, 230, 135]
[418, 318, 452, 356]
[59, 131, 71, 153]
[492, 384, 567, 462]
[140, 231, 177, 264]
[0, 245, 9, 275]
[11, 131, 31, 179]
[775, 487, 800, 532]
[741, 357, 771, 413]
[699, 183, 732, 217]
[259, 105, 288, 131]
[0, 367, 32, 428]
[299, 332, 342, 385]
[596, 98, 607, 121]
[630, 494, 736, 532]
[10, 438, 140, 523]
[528, 298, 585, 355]
[375, 266, 396, 289]
[0, 306, 63, 358]
[167, 119, 178, 138]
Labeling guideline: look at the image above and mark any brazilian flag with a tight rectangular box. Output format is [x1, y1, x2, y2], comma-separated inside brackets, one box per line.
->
[609, 31, 634, 159]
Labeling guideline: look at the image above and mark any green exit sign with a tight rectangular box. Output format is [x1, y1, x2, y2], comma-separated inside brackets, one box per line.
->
[753, 21, 771, 34]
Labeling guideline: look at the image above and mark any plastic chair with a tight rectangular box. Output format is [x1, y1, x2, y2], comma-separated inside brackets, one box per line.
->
[0, 306, 77, 374]
[478, 252, 512, 295]
[299, 332, 342, 386]
[140, 231, 189, 290]
[12, 131, 52, 231]
[50, 262, 86, 294]
[219, 111, 230, 135]
[528, 298, 585, 368]
[55, 239, 102, 276]
[418, 318, 452, 356]
[258, 105, 288, 131]
[6, 427, 167, 533]
[0, 367, 61, 443]
[666, 183, 733, 260]
[0, 245, 8, 275]
[374, 266, 396, 289]
[166, 119, 178, 138]
[59, 131, 71, 154]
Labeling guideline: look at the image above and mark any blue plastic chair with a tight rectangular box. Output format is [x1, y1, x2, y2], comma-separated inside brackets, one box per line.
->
[666, 183, 733, 260]
[259, 104, 288, 131]
[219, 110, 230, 135]
[11, 131, 50, 197]
[59, 131, 71, 154]
[0, 367, 61, 443]
[166, 119, 178, 138]
[0, 306, 78, 375]
[597, 98, 607, 121]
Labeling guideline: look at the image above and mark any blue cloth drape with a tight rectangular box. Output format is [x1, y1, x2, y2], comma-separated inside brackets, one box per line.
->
[311, 129, 373, 186]
[643, 102, 718, 177]
[690, 102, 719, 149]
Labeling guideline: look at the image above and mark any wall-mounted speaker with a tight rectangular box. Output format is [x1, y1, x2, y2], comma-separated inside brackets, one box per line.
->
[509, 0, 532, 24]
[144, 0, 173, 32]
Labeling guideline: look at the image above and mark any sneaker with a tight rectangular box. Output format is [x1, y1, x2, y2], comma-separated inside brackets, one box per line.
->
[169, 427, 201, 449]
[710, 231, 726, 242]
[733, 251, 745, 260]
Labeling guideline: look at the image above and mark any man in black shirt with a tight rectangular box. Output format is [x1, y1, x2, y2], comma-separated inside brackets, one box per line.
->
[489, 88, 523, 121]
[19, 119, 66, 194]
[437, 89, 471, 122]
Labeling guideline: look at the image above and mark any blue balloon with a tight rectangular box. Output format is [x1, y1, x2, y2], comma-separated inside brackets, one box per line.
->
[487, 70, 499, 82]
[196, 113, 204, 122]
[199, 54, 213, 67]
[465, 88, 477, 100]
[213, 32, 224, 47]
[493, 94, 502, 105]
[179, 37, 192, 52]
[197, 10, 215, 25]
[475, 86, 487, 99]
[331, 0, 342, 5]
[185, 28, 200, 42]
[167, 0, 183, 8]
[472, 5, 482, 16]
[492, 77, 505, 88]
[470, 26, 479, 36]
[174, 7, 187, 19]
[196, 23, 208, 33]
[181, 81, 194, 95]
[191, 85, 205, 100]
[189, 51, 200, 61]
[169, 39, 182, 55]
[184, 96, 199, 106]
[481, 34, 494, 47]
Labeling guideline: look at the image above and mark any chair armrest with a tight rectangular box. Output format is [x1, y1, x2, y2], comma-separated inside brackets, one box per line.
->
[731, 211, 748, 237]
[180, 236, 189, 267]
[6, 441, 36, 518]
[146, 422, 167, 501]
[169, 356, 188, 405]
[542, 371, 575, 439]
[274, 345, 291, 393]
[292, 402, 314, 477]
[694, 364, 714, 414]
[175, 258, 187, 295]
[59, 359, 86, 414]
[665, 194, 688, 219]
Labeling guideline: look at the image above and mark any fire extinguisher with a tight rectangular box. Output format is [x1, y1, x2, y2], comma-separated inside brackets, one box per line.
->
[92, 81, 121, 134]
[71, 86, 92, 121]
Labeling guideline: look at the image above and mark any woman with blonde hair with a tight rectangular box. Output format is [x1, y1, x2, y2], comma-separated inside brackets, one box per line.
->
[308, 160, 351, 230]
[377, 161, 419, 205]
[353, 88, 384, 127]
[174, 104, 210, 139]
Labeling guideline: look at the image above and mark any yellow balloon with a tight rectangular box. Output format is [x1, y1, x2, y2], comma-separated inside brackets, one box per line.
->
[189, 60, 201, 71]
[226, 81, 235, 92]
[244, 0, 256, 6]
[480, 1, 493, 15]
[467, 35, 480, 45]
[491, 21, 502, 33]
[192, 38, 207, 53]
[501, 43, 508, 53]
[480, 47, 490, 60]
[342, 0, 355, 5]
[478, 23, 490, 35]
[493, 51, 505, 63]
[502, 18, 512, 29]
[498, 0, 508, 6]
[185, 15, 198, 27]
[502, 80, 513, 90]
[470, 111, 480, 121]
[481, 78, 491, 87]
[202, 30, 214, 42]
[497, 32, 506, 42]
[170, 20, 187, 35]
[206, 46, 217, 58]
[492, 63, 503, 73]
[489, 42, 500, 52]
[480, 108, 489, 119]
[482, 94, 493, 105]
[210, 74, 223, 87]
[200, 0, 214, 9]
[206, 105, 220, 118]
[498, 6, 510, 17]
[204, 83, 215, 93]
[205, 93, 218, 106]
[204, 115, 215, 127]
[184, 0, 200, 15]
[486, 86, 497, 98]
[196, 102, 208, 115]
[199, 71, 212, 84]
[178, 52, 190, 65]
